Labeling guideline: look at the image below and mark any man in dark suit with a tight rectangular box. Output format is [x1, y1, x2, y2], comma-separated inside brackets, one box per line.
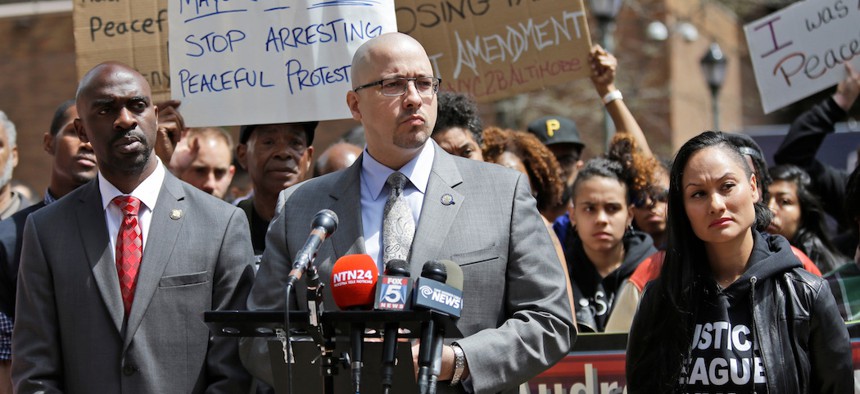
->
[244, 33, 575, 393]
[12, 62, 255, 393]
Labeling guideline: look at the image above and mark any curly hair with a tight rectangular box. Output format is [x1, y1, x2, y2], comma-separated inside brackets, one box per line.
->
[433, 91, 484, 145]
[606, 133, 659, 200]
[482, 127, 563, 213]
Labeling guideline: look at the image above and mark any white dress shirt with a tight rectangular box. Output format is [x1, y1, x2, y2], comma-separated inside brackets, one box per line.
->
[99, 159, 165, 258]
[360, 141, 435, 267]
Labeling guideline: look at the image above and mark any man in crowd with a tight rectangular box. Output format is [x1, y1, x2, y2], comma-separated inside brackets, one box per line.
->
[527, 115, 585, 191]
[0, 99, 97, 394]
[431, 91, 484, 161]
[313, 141, 362, 177]
[170, 127, 236, 200]
[0, 112, 29, 220]
[12, 62, 255, 393]
[244, 33, 574, 393]
[236, 121, 316, 255]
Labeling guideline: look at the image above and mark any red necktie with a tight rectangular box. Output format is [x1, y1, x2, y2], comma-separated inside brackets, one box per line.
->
[113, 196, 142, 317]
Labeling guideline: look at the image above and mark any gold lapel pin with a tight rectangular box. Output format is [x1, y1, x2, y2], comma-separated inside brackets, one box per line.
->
[170, 209, 183, 220]
[441, 194, 455, 206]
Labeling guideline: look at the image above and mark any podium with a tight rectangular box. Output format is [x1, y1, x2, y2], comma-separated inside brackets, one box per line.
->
[205, 310, 462, 394]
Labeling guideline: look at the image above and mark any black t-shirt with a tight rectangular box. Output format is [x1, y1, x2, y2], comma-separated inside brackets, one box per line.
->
[680, 285, 767, 393]
[238, 198, 269, 258]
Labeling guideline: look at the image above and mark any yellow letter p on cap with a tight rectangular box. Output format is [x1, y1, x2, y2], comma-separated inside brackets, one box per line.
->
[546, 119, 561, 137]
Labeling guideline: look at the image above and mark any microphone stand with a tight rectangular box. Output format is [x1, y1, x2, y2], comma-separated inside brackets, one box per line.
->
[305, 264, 337, 394]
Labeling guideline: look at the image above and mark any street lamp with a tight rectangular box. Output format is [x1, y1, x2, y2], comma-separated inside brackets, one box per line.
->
[589, 0, 623, 150]
[700, 42, 727, 131]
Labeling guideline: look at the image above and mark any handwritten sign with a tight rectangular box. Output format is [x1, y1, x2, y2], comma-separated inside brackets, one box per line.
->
[169, 0, 397, 127]
[396, 0, 592, 102]
[744, 0, 860, 114]
[74, 0, 171, 102]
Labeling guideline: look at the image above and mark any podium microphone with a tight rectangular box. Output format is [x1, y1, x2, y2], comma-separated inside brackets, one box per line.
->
[286, 209, 338, 288]
[429, 260, 464, 393]
[414, 260, 464, 394]
[330, 254, 379, 394]
[374, 259, 412, 393]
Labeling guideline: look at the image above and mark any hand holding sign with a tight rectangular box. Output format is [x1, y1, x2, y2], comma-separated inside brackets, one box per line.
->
[834, 63, 860, 111]
[155, 99, 186, 164]
[744, 0, 860, 113]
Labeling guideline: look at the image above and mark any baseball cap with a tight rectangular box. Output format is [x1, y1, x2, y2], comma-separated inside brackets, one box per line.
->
[526, 116, 584, 149]
[239, 121, 318, 145]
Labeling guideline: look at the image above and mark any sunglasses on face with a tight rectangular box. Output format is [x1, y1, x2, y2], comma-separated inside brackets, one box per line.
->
[633, 188, 669, 208]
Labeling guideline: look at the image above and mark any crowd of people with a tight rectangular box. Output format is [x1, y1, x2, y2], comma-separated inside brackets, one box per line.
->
[0, 31, 855, 393]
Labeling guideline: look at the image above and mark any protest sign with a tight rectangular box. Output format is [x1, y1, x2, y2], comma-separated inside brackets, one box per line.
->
[744, 0, 860, 114]
[73, 0, 171, 102]
[396, 0, 592, 102]
[169, 0, 397, 127]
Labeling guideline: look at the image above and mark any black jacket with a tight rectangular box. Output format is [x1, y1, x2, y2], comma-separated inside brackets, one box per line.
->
[0, 201, 45, 318]
[774, 97, 849, 227]
[627, 231, 852, 393]
[773, 97, 858, 258]
[565, 229, 655, 332]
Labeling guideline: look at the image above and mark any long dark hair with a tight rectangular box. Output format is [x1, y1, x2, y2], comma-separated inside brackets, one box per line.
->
[770, 164, 848, 272]
[637, 131, 772, 390]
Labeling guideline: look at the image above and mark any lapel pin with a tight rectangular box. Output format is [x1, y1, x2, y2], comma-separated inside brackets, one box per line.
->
[170, 209, 183, 220]
[441, 194, 455, 206]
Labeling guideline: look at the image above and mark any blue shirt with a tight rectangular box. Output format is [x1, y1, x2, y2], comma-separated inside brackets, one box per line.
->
[360, 141, 435, 268]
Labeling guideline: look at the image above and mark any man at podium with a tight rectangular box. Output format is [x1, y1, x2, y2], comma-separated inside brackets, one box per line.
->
[243, 33, 575, 393]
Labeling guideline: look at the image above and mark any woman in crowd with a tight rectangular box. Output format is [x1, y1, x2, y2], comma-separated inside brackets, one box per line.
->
[482, 127, 565, 222]
[627, 131, 851, 393]
[768, 164, 850, 273]
[631, 160, 669, 250]
[481, 126, 577, 321]
[562, 134, 656, 333]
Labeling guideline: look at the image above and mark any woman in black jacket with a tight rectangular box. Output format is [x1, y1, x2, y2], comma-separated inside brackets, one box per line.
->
[767, 164, 851, 274]
[626, 131, 851, 393]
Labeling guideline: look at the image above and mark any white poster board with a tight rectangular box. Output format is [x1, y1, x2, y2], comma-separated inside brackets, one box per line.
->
[744, 0, 860, 114]
[169, 0, 397, 127]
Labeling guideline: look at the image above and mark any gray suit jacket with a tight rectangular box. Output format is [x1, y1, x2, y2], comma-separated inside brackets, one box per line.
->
[245, 143, 575, 393]
[12, 171, 256, 393]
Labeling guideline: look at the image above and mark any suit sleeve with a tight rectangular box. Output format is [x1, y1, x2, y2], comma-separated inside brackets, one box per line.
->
[205, 207, 256, 394]
[11, 216, 63, 393]
[808, 276, 853, 393]
[239, 190, 293, 386]
[454, 173, 576, 393]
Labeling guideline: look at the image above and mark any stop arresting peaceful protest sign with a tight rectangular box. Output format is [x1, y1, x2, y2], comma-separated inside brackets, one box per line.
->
[168, 0, 397, 127]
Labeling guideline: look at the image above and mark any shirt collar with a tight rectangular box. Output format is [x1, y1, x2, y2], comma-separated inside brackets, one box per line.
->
[98, 158, 165, 212]
[361, 141, 435, 200]
[43, 189, 57, 205]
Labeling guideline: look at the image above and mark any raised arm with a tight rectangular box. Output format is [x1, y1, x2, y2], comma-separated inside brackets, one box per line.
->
[773, 63, 859, 221]
[590, 45, 654, 158]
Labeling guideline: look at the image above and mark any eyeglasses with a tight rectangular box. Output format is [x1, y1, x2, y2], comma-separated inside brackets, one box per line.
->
[353, 77, 442, 97]
[633, 188, 669, 208]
